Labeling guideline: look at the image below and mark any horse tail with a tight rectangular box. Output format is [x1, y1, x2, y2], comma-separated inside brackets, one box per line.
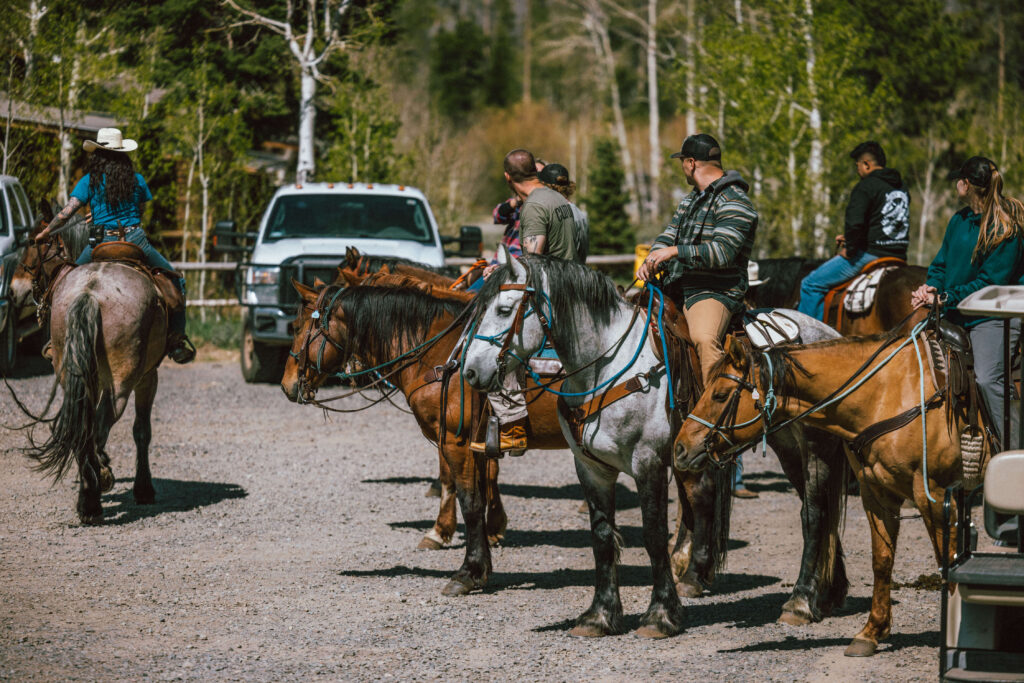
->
[709, 462, 735, 572]
[816, 437, 850, 611]
[25, 294, 100, 482]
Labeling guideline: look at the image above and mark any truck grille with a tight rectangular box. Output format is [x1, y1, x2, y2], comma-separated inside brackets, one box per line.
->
[278, 257, 344, 308]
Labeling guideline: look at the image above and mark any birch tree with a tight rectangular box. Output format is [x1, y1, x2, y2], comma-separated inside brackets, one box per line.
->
[224, 0, 355, 183]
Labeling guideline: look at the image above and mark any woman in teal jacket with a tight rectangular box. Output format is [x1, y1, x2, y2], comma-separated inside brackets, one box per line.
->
[911, 156, 1024, 445]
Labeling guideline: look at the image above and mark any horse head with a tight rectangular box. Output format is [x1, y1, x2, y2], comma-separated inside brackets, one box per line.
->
[9, 219, 68, 310]
[281, 279, 350, 403]
[462, 248, 546, 392]
[674, 335, 766, 472]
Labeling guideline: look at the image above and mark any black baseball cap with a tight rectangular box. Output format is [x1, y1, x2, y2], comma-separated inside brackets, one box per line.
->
[538, 163, 570, 187]
[671, 133, 722, 161]
[950, 156, 995, 188]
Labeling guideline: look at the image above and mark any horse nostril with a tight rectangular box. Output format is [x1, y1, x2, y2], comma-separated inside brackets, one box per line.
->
[674, 441, 686, 458]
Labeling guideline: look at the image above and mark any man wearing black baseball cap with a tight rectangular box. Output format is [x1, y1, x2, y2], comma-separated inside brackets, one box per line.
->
[796, 141, 910, 321]
[638, 133, 758, 379]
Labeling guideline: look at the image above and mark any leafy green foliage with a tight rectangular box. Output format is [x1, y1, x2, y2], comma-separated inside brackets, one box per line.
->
[583, 138, 633, 254]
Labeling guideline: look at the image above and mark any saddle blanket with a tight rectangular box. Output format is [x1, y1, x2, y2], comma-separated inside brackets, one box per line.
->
[744, 309, 802, 349]
[528, 346, 562, 376]
[844, 267, 897, 314]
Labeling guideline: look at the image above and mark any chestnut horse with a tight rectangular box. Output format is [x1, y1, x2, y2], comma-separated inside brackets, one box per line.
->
[13, 228, 168, 523]
[279, 275, 730, 600]
[676, 331, 975, 656]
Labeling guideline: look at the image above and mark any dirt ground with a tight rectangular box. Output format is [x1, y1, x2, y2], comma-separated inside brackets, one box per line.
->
[1, 357, 945, 681]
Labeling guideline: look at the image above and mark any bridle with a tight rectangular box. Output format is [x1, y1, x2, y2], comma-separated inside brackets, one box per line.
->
[290, 284, 348, 402]
[471, 263, 553, 377]
[683, 353, 778, 470]
[17, 237, 68, 307]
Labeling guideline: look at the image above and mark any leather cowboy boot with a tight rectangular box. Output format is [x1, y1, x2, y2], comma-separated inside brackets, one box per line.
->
[470, 417, 528, 457]
[166, 332, 196, 364]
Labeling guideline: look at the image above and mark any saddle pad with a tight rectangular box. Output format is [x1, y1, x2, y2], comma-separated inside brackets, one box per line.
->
[529, 345, 562, 376]
[844, 267, 896, 314]
[744, 310, 802, 349]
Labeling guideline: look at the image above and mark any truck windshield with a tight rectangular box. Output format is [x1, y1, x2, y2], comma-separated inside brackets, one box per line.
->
[262, 194, 435, 244]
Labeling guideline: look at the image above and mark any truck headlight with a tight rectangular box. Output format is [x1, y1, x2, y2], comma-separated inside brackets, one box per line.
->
[244, 266, 280, 305]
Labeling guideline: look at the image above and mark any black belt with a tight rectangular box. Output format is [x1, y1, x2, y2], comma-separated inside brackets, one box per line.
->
[101, 225, 141, 236]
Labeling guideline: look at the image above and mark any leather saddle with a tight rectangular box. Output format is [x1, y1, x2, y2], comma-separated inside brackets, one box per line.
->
[91, 240, 185, 314]
[823, 256, 906, 329]
[647, 295, 703, 411]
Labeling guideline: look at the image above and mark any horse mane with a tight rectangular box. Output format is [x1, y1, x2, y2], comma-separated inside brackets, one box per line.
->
[337, 284, 467, 363]
[345, 246, 461, 280]
[360, 271, 474, 303]
[476, 255, 624, 346]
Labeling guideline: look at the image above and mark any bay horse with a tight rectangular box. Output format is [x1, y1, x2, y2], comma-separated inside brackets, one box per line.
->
[462, 254, 849, 636]
[676, 331, 975, 656]
[749, 257, 928, 335]
[13, 228, 168, 523]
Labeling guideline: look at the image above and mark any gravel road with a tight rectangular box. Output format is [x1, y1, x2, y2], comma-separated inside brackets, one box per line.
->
[1, 356, 944, 681]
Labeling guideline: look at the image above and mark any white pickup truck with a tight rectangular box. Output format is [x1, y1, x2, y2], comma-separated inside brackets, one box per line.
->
[0, 175, 36, 373]
[216, 182, 480, 382]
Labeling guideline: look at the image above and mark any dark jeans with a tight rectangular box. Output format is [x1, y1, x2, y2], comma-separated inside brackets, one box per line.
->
[77, 228, 187, 336]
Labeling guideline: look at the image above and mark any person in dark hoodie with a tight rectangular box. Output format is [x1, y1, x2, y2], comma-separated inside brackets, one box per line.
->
[797, 141, 910, 321]
[638, 133, 758, 379]
[911, 156, 1024, 447]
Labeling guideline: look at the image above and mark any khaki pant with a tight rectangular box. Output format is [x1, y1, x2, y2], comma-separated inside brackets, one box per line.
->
[683, 298, 733, 381]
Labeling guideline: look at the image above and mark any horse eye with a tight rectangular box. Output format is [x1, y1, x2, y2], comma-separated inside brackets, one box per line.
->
[712, 390, 730, 402]
[497, 305, 513, 316]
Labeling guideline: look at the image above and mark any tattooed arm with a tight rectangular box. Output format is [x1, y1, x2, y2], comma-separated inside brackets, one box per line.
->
[523, 234, 547, 255]
[35, 197, 83, 242]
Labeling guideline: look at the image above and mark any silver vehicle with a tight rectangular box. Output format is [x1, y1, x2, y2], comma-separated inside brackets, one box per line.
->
[0, 175, 36, 373]
[216, 182, 480, 382]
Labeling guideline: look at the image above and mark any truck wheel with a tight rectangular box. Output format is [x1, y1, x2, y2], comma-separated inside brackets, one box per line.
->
[0, 309, 16, 376]
[240, 318, 285, 383]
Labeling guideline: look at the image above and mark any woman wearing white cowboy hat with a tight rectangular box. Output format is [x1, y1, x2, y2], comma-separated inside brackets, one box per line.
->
[36, 128, 195, 363]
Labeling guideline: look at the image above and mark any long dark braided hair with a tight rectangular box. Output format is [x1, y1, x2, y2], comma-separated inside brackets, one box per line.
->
[86, 149, 137, 209]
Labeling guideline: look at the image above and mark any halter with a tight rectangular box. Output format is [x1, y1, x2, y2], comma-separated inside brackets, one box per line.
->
[290, 284, 348, 402]
[471, 261, 553, 376]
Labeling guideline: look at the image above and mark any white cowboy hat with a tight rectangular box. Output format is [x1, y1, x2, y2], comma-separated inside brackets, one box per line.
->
[83, 128, 138, 153]
[747, 260, 770, 287]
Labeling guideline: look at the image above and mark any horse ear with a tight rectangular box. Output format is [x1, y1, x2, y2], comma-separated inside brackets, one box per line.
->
[313, 276, 326, 288]
[497, 245, 509, 265]
[292, 278, 318, 303]
[345, 246, 358, 268]
[508, 249, 527, 281]
[339, 269, 362, 286]
[726, 335, 748, 370]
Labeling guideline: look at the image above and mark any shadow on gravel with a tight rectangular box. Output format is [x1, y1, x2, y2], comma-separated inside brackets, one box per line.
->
[363, 476, 435, 486]
[100, 478, 247, 525]
[363, 477, 641, 510]
[719, 629, 939, 653]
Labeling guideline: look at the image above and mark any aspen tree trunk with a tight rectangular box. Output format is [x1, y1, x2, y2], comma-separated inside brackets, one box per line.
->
[684, 0, 697, 135]
[916, 133, 937, 265]
[646, 0, 661, 220]
[297, 69, 317, 183]
[523, 0, 532, 104]
[801, 0, 826, 257]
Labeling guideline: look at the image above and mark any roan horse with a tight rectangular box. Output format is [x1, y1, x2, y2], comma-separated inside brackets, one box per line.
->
[676, 331, 976, 656]
[12, 224, 169, 523]
[281, 270, 739, 602]
[460, 253, 851, 638]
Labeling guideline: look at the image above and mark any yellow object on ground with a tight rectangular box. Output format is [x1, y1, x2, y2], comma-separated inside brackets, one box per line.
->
[633, 244, 650, 285]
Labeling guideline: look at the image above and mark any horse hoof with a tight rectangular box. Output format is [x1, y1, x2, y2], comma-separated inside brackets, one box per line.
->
[569, 624, 608, 638]
[441, 577, 476, 597]
[425, 482, 442, 498]
[487, 535, 504, 547]
[675, 580, 704, 599]
[778, 611, 811, 626]
[576, 501, 589, 514]
[417, 537, 443, 551]
[99, 466, 115, 493]
[635, 625, 674, 639]
[79, 513, 103, 525]
[843, 637, 877, 657]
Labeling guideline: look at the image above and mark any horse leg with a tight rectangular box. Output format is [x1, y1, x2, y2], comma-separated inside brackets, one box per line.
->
[634, 456, 686, 639]
[668, 466, 694, 588]
[845, 478, 902, 657]
[131, 370, 158, 504]
[570, 455, 624, 637]
[912, 473, 954, 569]
[673, 469, 707, 597]
[675, 466, 730, 597]
[419, 448, 456, 550]
[440, 447, 492, 596]
[484, 456, 507, 546]
[76, 433, 104, 525]
[770, 431, 819, 625]
[95, 391, 116, 493]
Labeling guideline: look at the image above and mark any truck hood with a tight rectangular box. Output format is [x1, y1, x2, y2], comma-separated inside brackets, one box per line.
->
[249, 237, 445, 268]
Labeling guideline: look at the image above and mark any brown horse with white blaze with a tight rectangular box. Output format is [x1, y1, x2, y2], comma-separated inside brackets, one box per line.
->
[675, 331, 975, 656]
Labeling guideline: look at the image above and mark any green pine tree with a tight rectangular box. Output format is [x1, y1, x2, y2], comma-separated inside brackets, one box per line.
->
[584, 138, 633, 254]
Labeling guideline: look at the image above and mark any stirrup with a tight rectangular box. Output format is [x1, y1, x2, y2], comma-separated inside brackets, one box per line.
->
[167, 334, 196, 364]
[469, 417, 527, 457]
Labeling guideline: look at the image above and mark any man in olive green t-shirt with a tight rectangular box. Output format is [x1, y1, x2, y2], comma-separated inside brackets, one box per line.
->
[520, 184, 587, 263]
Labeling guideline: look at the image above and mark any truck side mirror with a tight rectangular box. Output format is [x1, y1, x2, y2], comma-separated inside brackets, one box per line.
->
[457, 225, 482, 258]
[13, 225, 31, 248]
[211, 219, 257, 259]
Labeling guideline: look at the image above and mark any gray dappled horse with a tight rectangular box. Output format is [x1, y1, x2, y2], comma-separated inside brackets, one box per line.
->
[17, 229, 167, 523]
[463, 253, 850, 636]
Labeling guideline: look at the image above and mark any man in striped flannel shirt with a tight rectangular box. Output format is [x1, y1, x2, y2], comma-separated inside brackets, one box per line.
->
[638, 133, 759, 379]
